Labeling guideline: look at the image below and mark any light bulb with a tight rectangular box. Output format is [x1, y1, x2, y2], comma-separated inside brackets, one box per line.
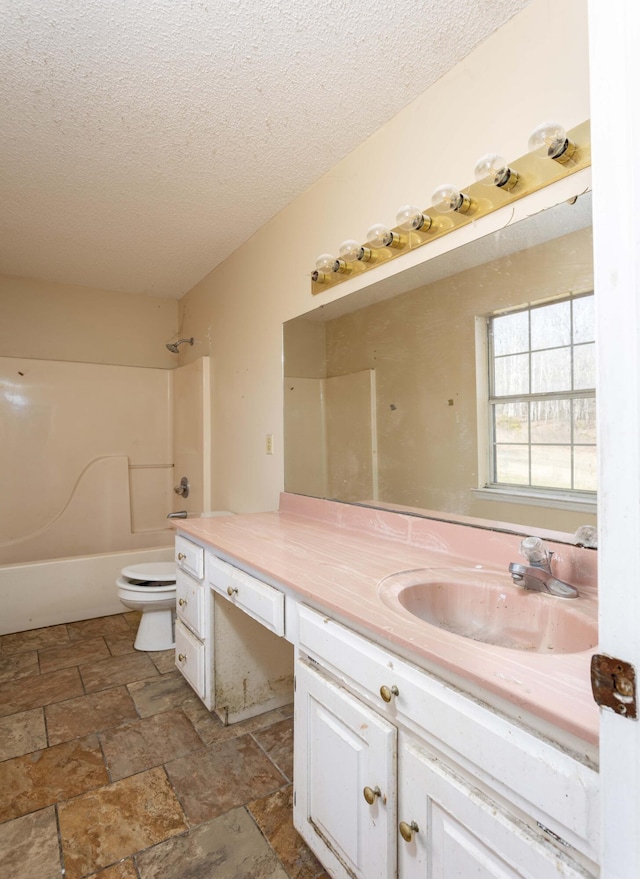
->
[473, 154, 519, 191]
[311, 252, 338, 283]
[339, 240, 364, 262]
[339, 239, 372, 264]
[395, 205, 433, 232]
[431, 184, 472, 214]
[527, 121, 576, 163]
[366, 224, 400, 248]
[315, 253, 338, 274]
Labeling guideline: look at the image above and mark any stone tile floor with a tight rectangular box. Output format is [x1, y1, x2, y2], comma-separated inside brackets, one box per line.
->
[0, 612, 328, 879]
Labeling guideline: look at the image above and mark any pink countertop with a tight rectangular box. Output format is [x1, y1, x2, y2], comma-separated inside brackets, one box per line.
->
[174, 493, 599, 748]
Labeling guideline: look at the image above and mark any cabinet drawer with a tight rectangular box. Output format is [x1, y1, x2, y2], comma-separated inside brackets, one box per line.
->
[176, 569, 206, 639]
[298, 605, 406, 713]
[175, 619, 205, 699]
[175, 535, 204, 580]
[298, 604, 599, 863]
[205, 552, 236, 593]
[209, 557, 285, 636]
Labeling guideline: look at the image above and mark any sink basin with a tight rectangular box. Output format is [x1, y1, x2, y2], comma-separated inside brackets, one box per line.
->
[378, 569, 598, 654]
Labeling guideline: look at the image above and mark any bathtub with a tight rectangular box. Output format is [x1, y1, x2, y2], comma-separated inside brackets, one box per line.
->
[0, 546, 174, 635]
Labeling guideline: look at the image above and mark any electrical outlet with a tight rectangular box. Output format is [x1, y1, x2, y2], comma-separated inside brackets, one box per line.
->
[266, 434, 274, 455]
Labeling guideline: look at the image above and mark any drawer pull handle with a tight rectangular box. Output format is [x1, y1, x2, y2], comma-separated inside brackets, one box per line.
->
[363, 786, 381, 805]
[399, 820, 419, 843]
[178, 598, 187, 607]
[177, 552, 186, 561]
[227, 586, 238, 597]
[380, 684, 399, 703]
[177, 653, 187, 663]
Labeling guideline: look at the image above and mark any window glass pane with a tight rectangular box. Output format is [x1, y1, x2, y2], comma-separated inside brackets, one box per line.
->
[494, 402, 528, 443]
[492, 311, 529, 356]
[531, 300, 570, 350]
[574, 446, 597, 491]
[574, 397, 597, 443]
[530, 400, 571, 444]
[488, 295, 597, 497]
[494, 354, 529, 396]
[495, 445, 529, 485]
[574, 342, 595, 390]
[531, 445, 572, 489]
[573, 295, 595, 344]
[531, 347, 571, 393]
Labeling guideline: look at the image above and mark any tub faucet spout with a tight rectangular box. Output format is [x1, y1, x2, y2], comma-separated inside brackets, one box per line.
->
[167, 510, 188, 519]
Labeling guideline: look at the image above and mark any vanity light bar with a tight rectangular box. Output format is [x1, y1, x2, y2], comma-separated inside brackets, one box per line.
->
[311, 119, 591, 295]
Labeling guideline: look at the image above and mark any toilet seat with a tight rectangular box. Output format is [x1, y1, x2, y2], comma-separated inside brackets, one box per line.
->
[116, 576, 176, 593]
[121, 562, 176, 583]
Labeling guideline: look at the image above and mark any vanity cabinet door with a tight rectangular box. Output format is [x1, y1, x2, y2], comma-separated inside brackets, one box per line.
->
[294, 659, 397, 879]
[399, 735, 593, 879]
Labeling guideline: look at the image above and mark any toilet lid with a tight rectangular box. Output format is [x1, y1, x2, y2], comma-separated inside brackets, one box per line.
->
[121, 561, 176, 583]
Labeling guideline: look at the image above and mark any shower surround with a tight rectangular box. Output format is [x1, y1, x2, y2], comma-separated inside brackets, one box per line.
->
[0, 356, 209, 633]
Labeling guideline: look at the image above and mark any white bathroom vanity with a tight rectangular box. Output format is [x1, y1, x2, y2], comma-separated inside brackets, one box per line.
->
[172, 495, 599, 879]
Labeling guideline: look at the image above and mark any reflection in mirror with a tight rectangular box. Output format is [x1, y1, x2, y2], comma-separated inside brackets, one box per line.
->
[284, 192, 595, 538]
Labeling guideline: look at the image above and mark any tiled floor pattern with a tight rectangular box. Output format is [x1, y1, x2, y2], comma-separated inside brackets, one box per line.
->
[0, 613, 328, 879]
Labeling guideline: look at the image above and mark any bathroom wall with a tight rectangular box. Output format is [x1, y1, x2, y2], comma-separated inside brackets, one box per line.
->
[0, 275, 178, 368]
[175, 0, 592, 517]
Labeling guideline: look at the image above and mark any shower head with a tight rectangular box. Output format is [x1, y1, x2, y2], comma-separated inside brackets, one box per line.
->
[165, 338, 194, 354]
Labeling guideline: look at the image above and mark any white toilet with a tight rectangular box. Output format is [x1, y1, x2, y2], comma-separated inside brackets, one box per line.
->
[116, 561, 177, 651]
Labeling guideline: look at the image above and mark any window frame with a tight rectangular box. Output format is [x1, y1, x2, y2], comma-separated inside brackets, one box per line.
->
[483, 291, 597, 504]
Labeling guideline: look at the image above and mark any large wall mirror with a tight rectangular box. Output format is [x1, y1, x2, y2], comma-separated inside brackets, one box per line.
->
[283, 188, 595, 538]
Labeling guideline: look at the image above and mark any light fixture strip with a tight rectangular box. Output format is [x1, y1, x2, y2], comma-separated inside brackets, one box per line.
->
[311, 119, 590, 295]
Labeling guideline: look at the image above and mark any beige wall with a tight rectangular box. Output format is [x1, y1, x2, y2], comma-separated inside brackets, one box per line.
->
[0, 275, 178, 368]
[178, 0, 591, 514]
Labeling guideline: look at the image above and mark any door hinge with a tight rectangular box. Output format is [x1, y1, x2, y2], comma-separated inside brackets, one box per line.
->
[591, 654, 637, 719]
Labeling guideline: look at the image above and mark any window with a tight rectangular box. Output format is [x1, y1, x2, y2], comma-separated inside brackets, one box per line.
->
[487, 293, 596, 496]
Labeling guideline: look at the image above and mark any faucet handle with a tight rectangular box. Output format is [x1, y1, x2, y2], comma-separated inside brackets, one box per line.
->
[520, 536, 549, 566]
[574, 525, 597, 548]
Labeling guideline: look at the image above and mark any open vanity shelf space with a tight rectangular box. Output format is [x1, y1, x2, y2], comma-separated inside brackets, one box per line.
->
[171, 493, 599, 879]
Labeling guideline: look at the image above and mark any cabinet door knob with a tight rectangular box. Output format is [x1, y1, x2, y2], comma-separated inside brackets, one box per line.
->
[177, 653, 187, 663]
[363, 785, 381, 805]
[399, 820, 419, 843]
[177, 552, 186, 561]
[227, 585, 238, 597]
[178, 598, 187, 607]
[380, 684, 399, 703]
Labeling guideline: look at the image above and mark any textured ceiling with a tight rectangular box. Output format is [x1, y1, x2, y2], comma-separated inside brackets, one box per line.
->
[0, 0, 530, 298]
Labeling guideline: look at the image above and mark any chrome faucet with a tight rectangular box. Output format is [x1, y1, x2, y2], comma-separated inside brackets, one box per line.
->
[508, 537, 578, 599]
[167, 510, 188, 519]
